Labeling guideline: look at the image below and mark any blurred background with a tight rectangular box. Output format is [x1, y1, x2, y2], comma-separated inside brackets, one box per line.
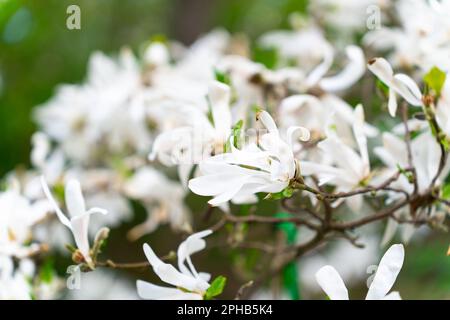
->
[0, 0, 449, 299]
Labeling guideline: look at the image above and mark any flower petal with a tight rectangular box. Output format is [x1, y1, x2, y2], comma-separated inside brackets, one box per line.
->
[136, 280, 202, 300]
[315, 265, 349, 300]
[65, 179, 86, 218]
[366, 244, 404, 300]
[40, 176, 71, 229]
[319, 45, 365, 92]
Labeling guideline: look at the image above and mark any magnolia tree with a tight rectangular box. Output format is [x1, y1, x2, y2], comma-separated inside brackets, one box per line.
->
[1, 0, 450, 300]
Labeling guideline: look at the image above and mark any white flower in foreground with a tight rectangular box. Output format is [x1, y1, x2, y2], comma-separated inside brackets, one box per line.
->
[40, 177, 107, 267]
[315, 244, 404, 300]
[137, 230, 212, 300]
[188, 111, 310, 206]
[368, 57, 423, 116]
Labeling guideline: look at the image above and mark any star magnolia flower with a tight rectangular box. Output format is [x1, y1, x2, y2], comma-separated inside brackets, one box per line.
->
[301, 105, 371, 211]
[40, 176, 107, 266]
[188, 111, 310, 206]
[368, 57, 423, 116]
[137, 230, 212, 300]
[315, 244, 404, 300]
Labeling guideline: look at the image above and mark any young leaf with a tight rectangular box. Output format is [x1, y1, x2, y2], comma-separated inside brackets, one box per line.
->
[214, 69, 231, 86]
[205, 276, 227, 300]
[424, 66, 446, 96]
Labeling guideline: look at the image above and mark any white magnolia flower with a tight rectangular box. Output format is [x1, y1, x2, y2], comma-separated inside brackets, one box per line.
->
[260, 26, 365, 92]
[302, 105, 371, 211]
[368, 57, 423, 116]
[149, 80, 232, 182]
[435, 76, 450, 138]
[0, 183, 49, 258]
[374, 131, 450, 245]
[188, 111, 310, 206]
[40, 177, 107, 266]
[315, 244, 404, 300]
[364, 0, 450, 72]
[137, 230, 212, 300]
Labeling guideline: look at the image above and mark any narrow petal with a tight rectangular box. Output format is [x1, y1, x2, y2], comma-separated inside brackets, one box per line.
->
[177, 230, 212, 277]
[40, 176, 71, 228]
[315, 265, 349, 300]
[319, 45, 365, 92]
[382, 291, 402, 300]
[388, 89, 398, 117]
[65, 179, 86, 218]
[257, 110, 278, 134]
[143, 243, 201, 291]
[366, 244, 404, 300]
[136, 280, 202, 300]
[367, 57, 394, 86]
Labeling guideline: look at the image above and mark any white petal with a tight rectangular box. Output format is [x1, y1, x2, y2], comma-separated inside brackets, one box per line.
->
[143, 244, 200, 291]
[65, 179, 86, 218]
[393, 74, 423, 106]
[40, 176, 71, 228]
[177, 230, 212, 277]
[366, 244, 404, 300]
[319, 45, 365, 92]
[70, 214, 91, 263]
[315, 265, 349, 300]
[136, 280, 202, 300]
[257, 110, 278, 134]
[382, 291, 402, 300]
[209, 81, 232, 138]
[367, 57, 394, 86]
[388, 89, 398, 117]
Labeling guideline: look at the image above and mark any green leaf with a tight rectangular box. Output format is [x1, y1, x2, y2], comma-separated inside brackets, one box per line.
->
[214, 69, 231, 86]
[253, 46, 278, 69]
[424, 66, 446, 96]
[224, 120, 244, 152]
[39, 258, 55, 284]
[264, 187, 294, 200]
[442, 183, 450, 199]
[205, 276, 227, 300]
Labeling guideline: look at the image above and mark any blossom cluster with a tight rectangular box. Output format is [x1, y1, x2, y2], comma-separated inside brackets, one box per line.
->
[0, 0, 449, 299]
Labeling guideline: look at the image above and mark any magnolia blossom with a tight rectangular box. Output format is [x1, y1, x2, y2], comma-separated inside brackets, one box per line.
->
[368, 57, 423, 116]
[149, 81, 232, 185]
[189, 111, 310, 206]
[364, 0, 450, 72]
[40, 177, 107, 266]
[137, 230, 212, 300]
[302, 105, 371, 211]
[315, 244, 404, 300]
[0, 183, 49, 258]
[374, 131, 450, 245]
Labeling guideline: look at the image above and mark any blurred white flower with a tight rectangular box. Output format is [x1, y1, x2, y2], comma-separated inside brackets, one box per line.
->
[0, 183, 49, 258]
[123, 167, 191, 240]
[40, 177, 107, 267]
[0, 256, 34, 300]
[302, 105, 371, 211]
[137, 230, 212, 300]
[315, 244, 404, 300]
